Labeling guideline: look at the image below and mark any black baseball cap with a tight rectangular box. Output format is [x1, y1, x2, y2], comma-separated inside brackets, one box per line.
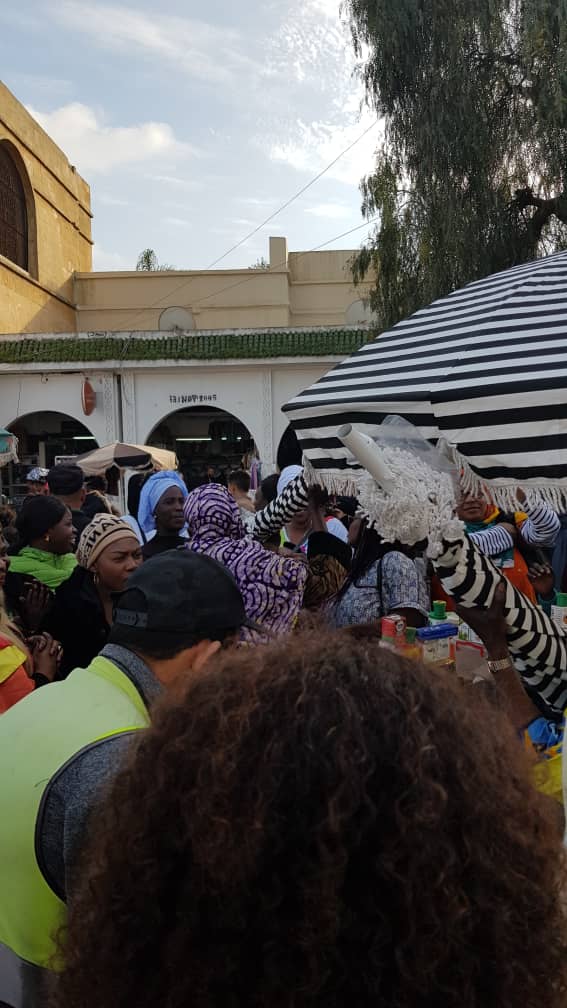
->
[113, 550, 259, 639]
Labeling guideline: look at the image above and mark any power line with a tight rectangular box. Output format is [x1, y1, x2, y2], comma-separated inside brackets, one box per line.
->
[205, 119, 379, 270]
[192, 216, 380, 308]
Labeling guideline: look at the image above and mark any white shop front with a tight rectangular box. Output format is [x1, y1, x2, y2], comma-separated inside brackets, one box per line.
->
[0, 327, 369, 496]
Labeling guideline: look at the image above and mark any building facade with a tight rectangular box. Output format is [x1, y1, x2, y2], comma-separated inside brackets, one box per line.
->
[0, 82, 92, 335]
[0, 328, 368, 490]
[0, 83, 374, 492]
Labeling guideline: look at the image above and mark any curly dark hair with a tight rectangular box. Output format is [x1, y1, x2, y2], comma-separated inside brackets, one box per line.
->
[52, 633, 567, 1008]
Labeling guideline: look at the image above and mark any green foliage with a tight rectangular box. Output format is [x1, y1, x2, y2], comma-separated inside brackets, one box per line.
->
[0, 329, 369, 365]
[347, 0, 567, 328]
[135, 249, 176, 271]
[248, 256, 270, 270]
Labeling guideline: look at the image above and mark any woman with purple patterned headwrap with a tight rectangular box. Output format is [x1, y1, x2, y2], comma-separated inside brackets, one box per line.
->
[184, 484, 307, 636]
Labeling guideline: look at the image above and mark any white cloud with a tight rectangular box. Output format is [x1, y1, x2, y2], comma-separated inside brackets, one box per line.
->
[26, 102, 195, 175]
[263, 0, 351, 92]
[209, 226, 255, 241]
[269, 112, 381, 186]
[237, 197, 276, 208]
[5, 72, 72, 101]
[52, 1, 261, 87]
[164, 216, 193, 228]
[98, 194, 129, 207]
[253, 0, 380, 188]
[305, 202, 351, 219]
[309, 0, 343, 18]
[92, 244, 132, 271]
[145, 175, 202, 191]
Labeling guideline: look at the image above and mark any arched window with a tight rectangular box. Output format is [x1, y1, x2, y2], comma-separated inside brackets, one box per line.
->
[0, 144, 28, 270]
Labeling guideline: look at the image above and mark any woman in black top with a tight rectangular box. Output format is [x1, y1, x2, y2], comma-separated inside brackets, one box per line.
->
[41, 513, 142, 677]
[137, 471, 188, 559]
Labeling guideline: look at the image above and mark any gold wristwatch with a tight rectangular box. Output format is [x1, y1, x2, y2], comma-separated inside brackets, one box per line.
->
[486, 657, 513, 674]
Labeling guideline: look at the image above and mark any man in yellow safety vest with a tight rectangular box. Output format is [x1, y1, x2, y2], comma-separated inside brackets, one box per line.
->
[0, 550, 254, 1008]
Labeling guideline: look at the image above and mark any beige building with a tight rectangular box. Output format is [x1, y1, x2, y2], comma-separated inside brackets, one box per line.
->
[0, 82, 372, 335]
[0, 81, 92, 334]
[0, 82, 374, 494]
[74, 237, 372, 333]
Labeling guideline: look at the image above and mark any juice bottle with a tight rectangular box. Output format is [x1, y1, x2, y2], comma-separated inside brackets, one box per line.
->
[380, 615, 406, 651]
[445, 613, 460, 659]
[457, 617, 484, 648]
[400, 626, 421, 660]
[428, 600, 447, 626]
[551, 592, 567, 631]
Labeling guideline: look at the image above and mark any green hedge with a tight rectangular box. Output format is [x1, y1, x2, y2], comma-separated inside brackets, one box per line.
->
[0, 328, 370, 364]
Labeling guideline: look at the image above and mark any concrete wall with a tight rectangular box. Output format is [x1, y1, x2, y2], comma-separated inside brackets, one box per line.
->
[121, 360, 333, 470]
[73, 248, 371, 332]
[74, 268, 292, 333]
[0, 82, 92, 334]
[0, 371, 119, 447]
[0, 357, 336, 473]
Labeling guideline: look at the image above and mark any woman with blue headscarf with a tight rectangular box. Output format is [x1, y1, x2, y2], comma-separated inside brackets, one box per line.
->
[137, 471, 188, 559]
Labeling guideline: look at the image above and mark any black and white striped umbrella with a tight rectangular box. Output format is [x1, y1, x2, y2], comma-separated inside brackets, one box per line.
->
[283, 251, 567, 505]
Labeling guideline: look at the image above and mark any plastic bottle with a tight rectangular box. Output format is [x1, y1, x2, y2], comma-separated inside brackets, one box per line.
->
[417, 625, 458, 670]
[551, 592, 567, 630]
[428, 600, 447, 626]
[445, 613, 460, 658]
[457, 618, 484, 648]
[400, 626, 421, 660]
[380, 615, 406, 652]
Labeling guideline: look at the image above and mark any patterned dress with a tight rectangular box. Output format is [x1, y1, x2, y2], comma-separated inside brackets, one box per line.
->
[329, 552, 429, 629]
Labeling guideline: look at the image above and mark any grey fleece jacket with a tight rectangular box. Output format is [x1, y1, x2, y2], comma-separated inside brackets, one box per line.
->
[38, 644, 162, 901]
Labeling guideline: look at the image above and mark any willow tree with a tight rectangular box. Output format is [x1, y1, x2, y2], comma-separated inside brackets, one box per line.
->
[347, 0, 567, 328]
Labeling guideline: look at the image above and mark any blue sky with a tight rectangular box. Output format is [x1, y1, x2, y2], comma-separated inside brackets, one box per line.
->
[0, 0, 379, 271]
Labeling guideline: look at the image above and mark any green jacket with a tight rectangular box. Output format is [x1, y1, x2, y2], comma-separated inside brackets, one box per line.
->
[8, 547, 76, 589]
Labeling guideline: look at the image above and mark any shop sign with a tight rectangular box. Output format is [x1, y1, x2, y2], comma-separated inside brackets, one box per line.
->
[169, 394, 218, 405]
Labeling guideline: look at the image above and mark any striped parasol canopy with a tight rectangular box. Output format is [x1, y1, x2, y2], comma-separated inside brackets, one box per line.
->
[75, 442, 178, 476]
[283, 251, 567, 509]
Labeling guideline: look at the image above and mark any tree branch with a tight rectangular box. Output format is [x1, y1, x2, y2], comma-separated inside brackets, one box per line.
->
[511, 187, 567, 241]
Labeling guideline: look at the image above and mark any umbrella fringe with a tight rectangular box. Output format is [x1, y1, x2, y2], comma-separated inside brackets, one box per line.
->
[304, 448, 567, 517]
[302, 457, 362, 496]
[448, 445, 567, 513]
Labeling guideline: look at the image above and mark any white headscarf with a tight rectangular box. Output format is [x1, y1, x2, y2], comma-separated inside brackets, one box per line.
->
[277, 465, 303, 496]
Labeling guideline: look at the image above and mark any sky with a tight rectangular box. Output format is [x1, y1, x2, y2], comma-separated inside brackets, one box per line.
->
[0, 0, 380, 272]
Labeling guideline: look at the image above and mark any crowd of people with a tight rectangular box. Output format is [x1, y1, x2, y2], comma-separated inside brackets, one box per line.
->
[0, 458, 566, 1007]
